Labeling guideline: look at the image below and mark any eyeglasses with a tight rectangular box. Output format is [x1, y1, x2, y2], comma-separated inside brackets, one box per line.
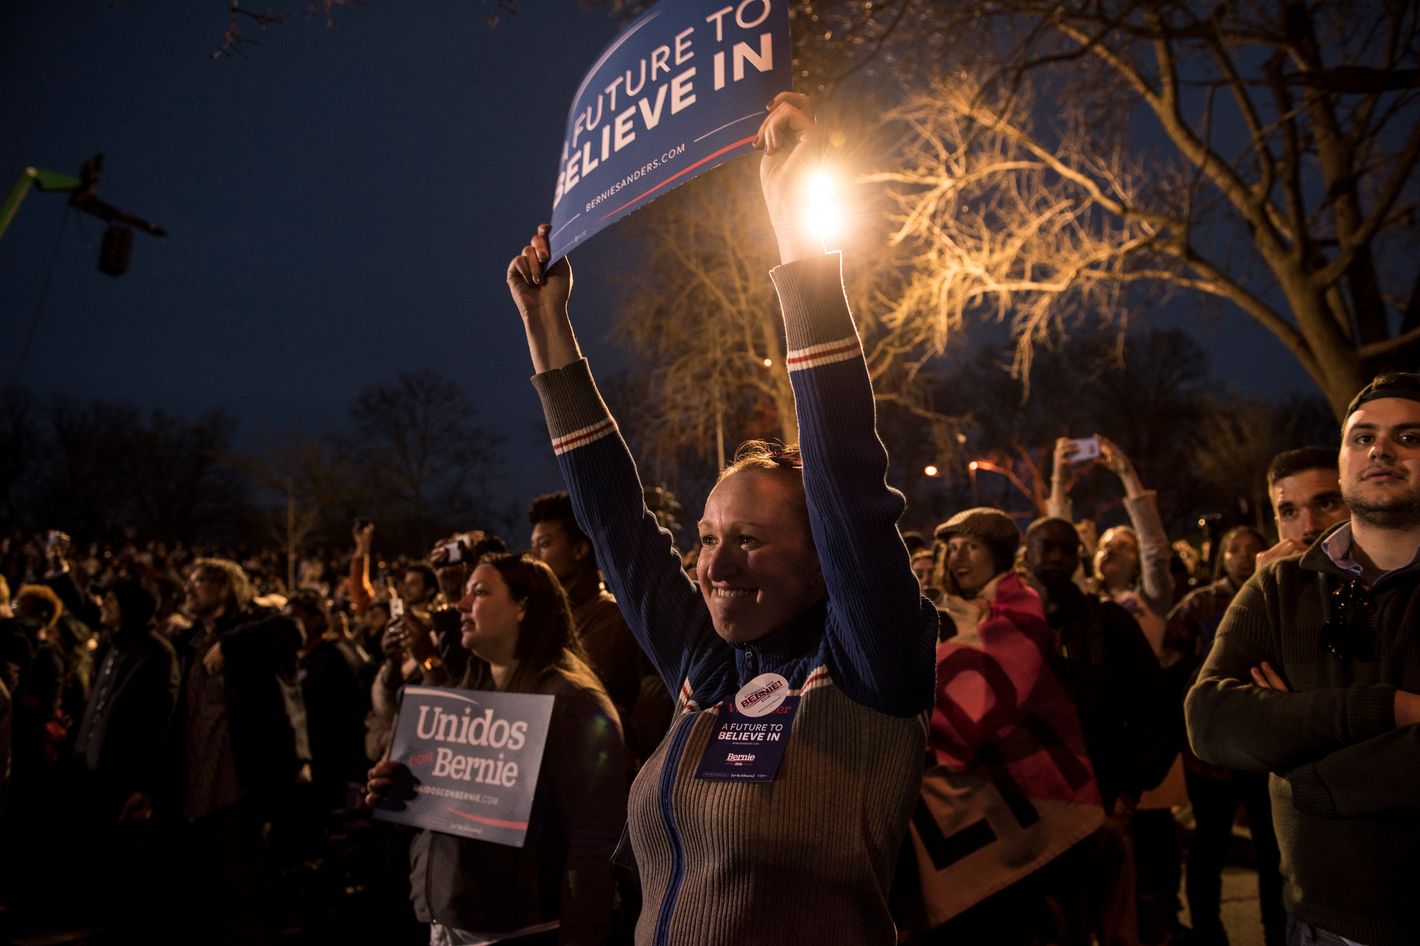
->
[1321, 575, 1373, 660]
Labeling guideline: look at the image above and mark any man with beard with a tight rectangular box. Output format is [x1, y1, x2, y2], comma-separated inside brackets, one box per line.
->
[1186, 372, 1420, 946]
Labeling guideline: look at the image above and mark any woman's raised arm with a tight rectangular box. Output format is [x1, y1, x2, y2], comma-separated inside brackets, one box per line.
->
[754, 93, 937, 717]
[507, 227, 717, 695]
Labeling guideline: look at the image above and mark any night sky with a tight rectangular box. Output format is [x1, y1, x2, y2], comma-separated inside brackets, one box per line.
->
[1, 1, 637, 510]
[1, 1, 1316, 522]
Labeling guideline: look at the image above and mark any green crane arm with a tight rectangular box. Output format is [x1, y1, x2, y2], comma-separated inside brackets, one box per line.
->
[0, 166, 83, 242]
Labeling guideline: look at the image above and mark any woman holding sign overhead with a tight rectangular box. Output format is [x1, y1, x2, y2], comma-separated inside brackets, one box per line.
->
[505, 93, 937, 945]
[366, 553, 627, 946]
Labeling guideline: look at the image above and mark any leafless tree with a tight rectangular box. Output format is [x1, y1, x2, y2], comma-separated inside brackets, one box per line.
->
[37, 400, 251, 542]
[235, 433, 360, 581]
[0, 386, 43, 526]
[344, 369, 503, 550]
[610, 161, 796, 488]
[871, 0, 1420, 415]
[1191, 390, 1337, 530]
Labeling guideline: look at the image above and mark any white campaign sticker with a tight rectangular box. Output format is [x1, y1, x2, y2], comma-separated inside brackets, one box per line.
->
[734, 672, 790, 718]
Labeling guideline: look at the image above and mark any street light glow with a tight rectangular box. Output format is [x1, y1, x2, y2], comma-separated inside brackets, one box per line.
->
[924, 465, 940, 477]
[804, 170, 842, 240]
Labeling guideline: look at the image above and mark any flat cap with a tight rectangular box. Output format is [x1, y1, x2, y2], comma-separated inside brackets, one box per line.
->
[934, 506, 1020, 558]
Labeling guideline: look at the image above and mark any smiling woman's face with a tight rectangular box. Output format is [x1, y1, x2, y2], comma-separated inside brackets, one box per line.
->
[696, 470, 825, 644]
[944, 536, 997, 597]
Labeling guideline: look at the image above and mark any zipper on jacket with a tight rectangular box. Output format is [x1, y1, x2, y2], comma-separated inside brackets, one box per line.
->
[652, 712, 698, 945]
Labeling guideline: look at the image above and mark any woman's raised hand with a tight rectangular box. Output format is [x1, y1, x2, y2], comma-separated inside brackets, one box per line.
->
[754, 92, 825, 264]
[506, 223, 572, 321]
[506, 223, 582, 374]
[1097, 434, 1145, 496]
[1052, 437, 1081, 494]
[1097, 434, 1130, 475]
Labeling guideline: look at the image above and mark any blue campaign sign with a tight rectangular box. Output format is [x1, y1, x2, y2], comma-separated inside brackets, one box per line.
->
[372, 686, 555, 848]
[548, 0, 791, 262]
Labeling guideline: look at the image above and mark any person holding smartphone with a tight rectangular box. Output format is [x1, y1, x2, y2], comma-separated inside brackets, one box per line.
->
[1050, 435, 1187, 943]
[1049, 434, 1174, 658]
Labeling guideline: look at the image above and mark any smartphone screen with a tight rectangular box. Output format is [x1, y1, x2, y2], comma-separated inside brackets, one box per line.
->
[1068, 436, 1101, 462]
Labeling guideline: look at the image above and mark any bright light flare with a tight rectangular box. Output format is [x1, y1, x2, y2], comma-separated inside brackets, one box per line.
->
[924, 465, 940, 477]
[804, 170, 843, 240]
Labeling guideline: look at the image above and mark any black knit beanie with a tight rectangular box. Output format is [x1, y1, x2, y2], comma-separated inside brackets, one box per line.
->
[1345, 371, 1420, 418]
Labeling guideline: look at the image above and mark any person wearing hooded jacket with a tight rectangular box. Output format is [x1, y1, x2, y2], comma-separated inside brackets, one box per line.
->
[75, 579, 179, 819]
[73, 578, 179, 944]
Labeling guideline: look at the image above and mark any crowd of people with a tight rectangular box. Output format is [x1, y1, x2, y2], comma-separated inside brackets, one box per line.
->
[0, 501, 670, 946]
[2, 95, 1415, 946]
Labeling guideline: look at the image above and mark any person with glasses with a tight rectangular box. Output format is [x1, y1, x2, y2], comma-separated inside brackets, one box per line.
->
[1186, 372, 1420, 946]
[164, 557, 311, 945]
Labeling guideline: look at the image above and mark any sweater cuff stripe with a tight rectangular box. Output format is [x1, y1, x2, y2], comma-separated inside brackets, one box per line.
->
[785, 337, 859, 372]
[551, 417, 617, 455]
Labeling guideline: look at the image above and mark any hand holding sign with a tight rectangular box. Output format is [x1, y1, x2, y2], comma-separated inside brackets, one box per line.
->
[365, 757, 418, 810]
[371, 687, 556, 847]
[506, 223, 580, 375]
[507, 224, 569, 310]
[755, 91, 824, 264]
[547, 0, 791, 261]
